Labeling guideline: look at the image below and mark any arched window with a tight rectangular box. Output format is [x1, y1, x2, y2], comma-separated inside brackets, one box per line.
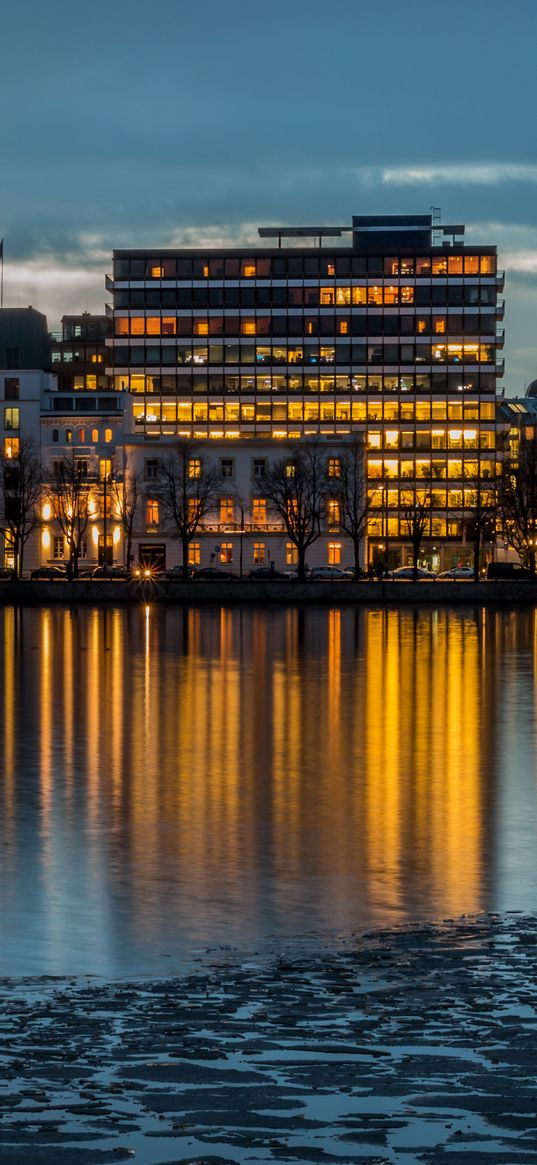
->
[78, 428, 85, 443]
[104, 428, 113, 443]
[66, 429, 72, 443]
[91, 427, 99, 443]
[52, 429, 59, 443]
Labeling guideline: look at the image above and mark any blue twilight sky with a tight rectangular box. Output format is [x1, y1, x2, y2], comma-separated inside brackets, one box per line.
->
[1, 0, 537, 392]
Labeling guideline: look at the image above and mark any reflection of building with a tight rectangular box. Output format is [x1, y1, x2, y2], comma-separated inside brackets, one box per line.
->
[109, 213, 504, 572]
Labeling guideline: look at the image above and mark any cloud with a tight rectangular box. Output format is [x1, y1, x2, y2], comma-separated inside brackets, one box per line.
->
[382, 164, 537, 187]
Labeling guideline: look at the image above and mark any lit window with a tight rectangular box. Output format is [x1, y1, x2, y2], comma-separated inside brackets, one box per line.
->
[252, 498, 267, 525]
[78, 428, 85, 443]
[188, 458, 201, 478]
[91, 428, 99, 443]
[327, 457, 341, 478]
[104, 428, 113, 443]
[328, 542, 341, 565]
[189, 542, 201, 566]
[339, 321, 349, 335]
[66, 429, 73, 444]
[286, 543, 298, 566]
[327, 499, 340, 526]
[4, 407, 19, 430]
[327, 262, 335, 276]
[150, 265, 163, 278]
[219, 497, 234, 524]
[253, 542, 266, 564]
[285, 461, 296, 478]
[53, 536, 64, 560]
[242, 262, 256, 278]
[194, 320, 209, 335]
[242, 320, 256, 335]
[220, 542, 233, 564]
[146, 500, 159, 528]
[99, 459, 112, 481]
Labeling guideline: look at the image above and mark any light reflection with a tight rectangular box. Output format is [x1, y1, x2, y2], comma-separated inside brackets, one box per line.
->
[1, 604, 537, 976]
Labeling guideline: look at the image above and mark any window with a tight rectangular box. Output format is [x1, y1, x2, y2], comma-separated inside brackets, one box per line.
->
[220, 497, 234, 524]
[4, 437, 19, 460]
[252, 498, 267, 525]
[220, 542, 233, 564]
[286, 543, 298, 566]
[327, 457, 341, 478]
[146, 500, 159, 528]
[328, 542, 342, 565]
[78, 428, 86, 443]
[285, 461, 296, 478]
[253, 458, 266, 479]
[188, 542, 201, 566]
[75, 459, 89, 478]
[4, 407, 19, 430]
[79, 539, 88, 560]
[53, 536, 64, 560]
[100, 458, 112, 481]
[104, 428, 113, 443]
[66, 429, 73, 443]
[220, 458, 234, 479]
[145, 458, 159, 480]
[6, 348, 19, 369]
[188, 458, 201, 478]
[91, 428, 99, 442]
[4, 378, 19, 400]
[253, 542, 266, 564]
[52, 429, 59, 443]
[327, 499, 341, 526]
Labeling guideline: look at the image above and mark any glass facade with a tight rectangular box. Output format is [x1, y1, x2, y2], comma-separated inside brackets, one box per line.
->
[108, 215, 504, 560]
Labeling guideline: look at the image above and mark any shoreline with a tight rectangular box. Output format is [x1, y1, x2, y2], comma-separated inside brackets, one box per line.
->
[2, 578, 537, 606]
[1, 913, 537, 1164]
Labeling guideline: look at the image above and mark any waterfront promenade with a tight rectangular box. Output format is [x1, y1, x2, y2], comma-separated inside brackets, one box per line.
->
[2, 578, 537, 605]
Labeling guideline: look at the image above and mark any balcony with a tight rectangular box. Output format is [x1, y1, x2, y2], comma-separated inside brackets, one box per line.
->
[105, 275, 114, 292]
[496, 300, 505, 320]
[496, 271, 505, 292]
[496, 330, 505, 346]
[105, 303, 113, 318]
[496, 360, 505, 376]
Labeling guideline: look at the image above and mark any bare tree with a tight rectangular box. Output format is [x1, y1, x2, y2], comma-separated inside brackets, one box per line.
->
[46, 454, 91, 580]
[325, 437, 372, 575]
[0, 438, 42, 578]
[156, 441, 220, 581]
[498, 432, 537, 575]
[111, 467, 143, 570]
[463, 463, 498, 582]
[400, 484, 434, 581]
[262, 441, 325, 580]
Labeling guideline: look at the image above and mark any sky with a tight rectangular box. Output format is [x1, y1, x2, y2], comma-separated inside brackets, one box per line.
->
[1, 0, 537, 393]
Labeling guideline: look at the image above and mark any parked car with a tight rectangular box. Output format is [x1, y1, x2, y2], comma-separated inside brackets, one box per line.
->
[438, 566, 474, 579]
[310, 566, 353, 580]
[165, 565, 196, 580]
[30, 565, 67, 580]
[0, 567, 16, 580]
[193, 567, 234, 581]
[384, 566, 437, 580]
[248, 567, 287, 580]
[91, 565, 131, 580]
[487, 562, 533, 581]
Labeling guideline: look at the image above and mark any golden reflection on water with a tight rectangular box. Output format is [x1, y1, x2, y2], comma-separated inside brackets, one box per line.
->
[1, 604, 537, 973]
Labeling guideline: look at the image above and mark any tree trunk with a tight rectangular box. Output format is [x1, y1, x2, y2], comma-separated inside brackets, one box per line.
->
[473, 532, 481, 583]
[182, 535, 190, 582]
[353, 535, 361, 577]
[297, 545, 306, 581]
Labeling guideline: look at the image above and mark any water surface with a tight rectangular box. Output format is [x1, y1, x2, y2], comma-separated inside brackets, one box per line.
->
[1, 603, 536, 976]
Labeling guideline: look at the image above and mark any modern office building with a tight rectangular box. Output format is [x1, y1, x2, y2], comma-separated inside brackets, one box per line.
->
[109, 213, 504, 572]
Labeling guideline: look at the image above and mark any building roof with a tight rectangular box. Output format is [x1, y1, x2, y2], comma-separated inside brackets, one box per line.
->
[0, 307, 51, 371]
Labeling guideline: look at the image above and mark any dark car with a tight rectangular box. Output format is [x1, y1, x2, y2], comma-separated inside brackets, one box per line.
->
[193, 567, 234, 581]
[248, 567, 286, 580]
[0, 567, 16, 580]
[91, 565, 131, 580]
[165, 565, 196, 580]
[30, 565, 67, 580]
[487, 562, 533, 581]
